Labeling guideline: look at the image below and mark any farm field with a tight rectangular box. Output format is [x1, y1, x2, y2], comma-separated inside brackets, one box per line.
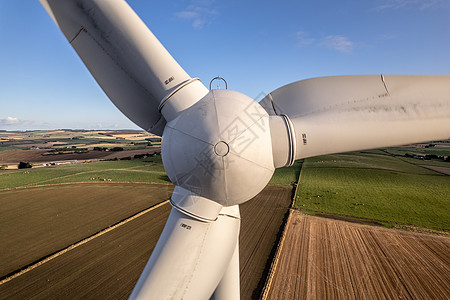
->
[0, 147, 161, 166]
[0, 130, 160, 150]
[0, 156, 168, 189]
[0, 183, 173, 278]
[265, 212, 450, 299]
[0, 153, 300, 190]
[2, 134, 449, 299]
[269, 160, 302, 185]
[383, 140, 450, 161]
[295, 151, 450, 230]
[0, 130, 162, 169]
[0, 147, 298, 299]
[239, 185, 292, 298]
[0, 185, 293, 299]
[0, 148, 110, 164]
[0, 196, 172, 300]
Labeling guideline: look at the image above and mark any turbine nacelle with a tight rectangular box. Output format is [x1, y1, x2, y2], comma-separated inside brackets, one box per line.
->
[162, 89, 275, 221]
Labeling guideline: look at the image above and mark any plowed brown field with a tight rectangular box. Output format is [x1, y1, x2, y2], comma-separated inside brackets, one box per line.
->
[0, 149, 108, 164]
[0, 185, 292, 299]
[0, 183, 173, 278]
[265, 211, 450, 299]
[240, 185, 292, 298]
[0, 147, 161, 164]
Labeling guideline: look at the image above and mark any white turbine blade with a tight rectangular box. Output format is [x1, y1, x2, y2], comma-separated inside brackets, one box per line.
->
[261, 75, 450, 160]
[211, 240, 240, 300]
[130, 205, 241, 300]
[39, 0, 207, 134]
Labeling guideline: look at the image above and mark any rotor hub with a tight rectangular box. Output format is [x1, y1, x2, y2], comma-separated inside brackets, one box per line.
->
[162, 89, 275, 208]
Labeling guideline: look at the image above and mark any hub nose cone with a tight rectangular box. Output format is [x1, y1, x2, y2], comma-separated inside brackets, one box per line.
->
[162, 89, 275, 206]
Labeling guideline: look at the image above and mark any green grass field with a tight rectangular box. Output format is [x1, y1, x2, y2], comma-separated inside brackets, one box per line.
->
[0, 147, 22, 152]
[295, 152, 450, 230]
[268, 160, 302, 185]
[0, 157, 168, 189]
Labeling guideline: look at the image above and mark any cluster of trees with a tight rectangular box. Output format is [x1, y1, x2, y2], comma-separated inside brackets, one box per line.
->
[103, 152, 160, 161]
[404, 153, 450, 162]
[45, 148, 88, 155]
[93, 146, 124, 151]
[18, 161, 32, 169]
[134, 152, 160, 159]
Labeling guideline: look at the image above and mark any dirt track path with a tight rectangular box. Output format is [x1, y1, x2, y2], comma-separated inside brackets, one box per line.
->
[266, 212, 450, 299]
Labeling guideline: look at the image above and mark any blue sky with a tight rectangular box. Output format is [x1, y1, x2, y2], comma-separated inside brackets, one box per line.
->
[1, 0, 449, 131]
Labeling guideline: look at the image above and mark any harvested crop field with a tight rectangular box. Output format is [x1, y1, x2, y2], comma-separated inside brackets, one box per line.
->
[0, 200, 172, 299]
[0, 185, 292, 299]
[265, 211, 450, 299]
[0, 183, 173, 278]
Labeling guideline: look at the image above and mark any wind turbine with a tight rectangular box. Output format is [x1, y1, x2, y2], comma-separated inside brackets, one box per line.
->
[38, 1, 450, 299]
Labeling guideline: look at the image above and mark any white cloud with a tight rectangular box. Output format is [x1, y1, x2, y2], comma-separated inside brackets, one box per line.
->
[192, 19, 206, 29]
[175, 11, 200, 20]
[0, 117, 53, 130]
[0, 116, 20, 125]
[378, 33, 397, 41]
[175, 1, 218, 29]
[295, 31, 315, 48]
[319, 35, 354, 53]
[375, 0, 444, 10]
[294, 31, 355, 53]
